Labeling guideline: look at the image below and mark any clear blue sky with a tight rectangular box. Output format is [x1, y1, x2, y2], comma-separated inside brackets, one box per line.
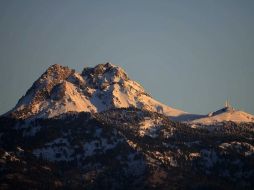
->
[0, 0, 254, 115]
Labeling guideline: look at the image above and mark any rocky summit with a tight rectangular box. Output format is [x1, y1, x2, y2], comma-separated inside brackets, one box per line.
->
[0, 63, 254, 190]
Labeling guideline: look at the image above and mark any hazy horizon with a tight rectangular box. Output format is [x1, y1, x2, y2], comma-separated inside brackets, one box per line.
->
[0, 0, 254, 115]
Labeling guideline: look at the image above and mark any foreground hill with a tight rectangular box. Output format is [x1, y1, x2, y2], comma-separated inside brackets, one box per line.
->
[0, 108, 253, 189]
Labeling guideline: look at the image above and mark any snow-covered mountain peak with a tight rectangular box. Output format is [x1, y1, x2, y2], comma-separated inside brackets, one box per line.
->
[6, 63, 253, 123]
[5, 63, 186, 119]
[29, 64, 74, 93]
[41, 64, 74, 81]
[82, 62, 125, 75]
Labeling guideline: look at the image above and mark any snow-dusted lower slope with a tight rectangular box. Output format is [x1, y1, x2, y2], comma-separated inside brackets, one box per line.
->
[1, 109, 253, 189]
[191, 106, 254, 124]
[5, 63, 186, 119]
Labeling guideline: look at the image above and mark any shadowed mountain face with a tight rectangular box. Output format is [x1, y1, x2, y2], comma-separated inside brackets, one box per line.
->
[0, 108, 253, 189]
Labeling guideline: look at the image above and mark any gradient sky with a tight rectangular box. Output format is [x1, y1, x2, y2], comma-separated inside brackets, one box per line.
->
[0, 0, 254, 115]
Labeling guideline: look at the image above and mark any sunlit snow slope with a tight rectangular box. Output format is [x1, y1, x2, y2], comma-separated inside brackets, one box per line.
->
[4, 62, 254, 123]
[6, 63, 186, 119]
[191, 106, 254, 124]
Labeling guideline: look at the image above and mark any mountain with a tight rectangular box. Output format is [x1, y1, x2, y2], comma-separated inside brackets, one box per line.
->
[0, 63, 254, 189]
[5, 63, 186, 120]
[4, 63, 254, 124]
[191, 102, 254, 125]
